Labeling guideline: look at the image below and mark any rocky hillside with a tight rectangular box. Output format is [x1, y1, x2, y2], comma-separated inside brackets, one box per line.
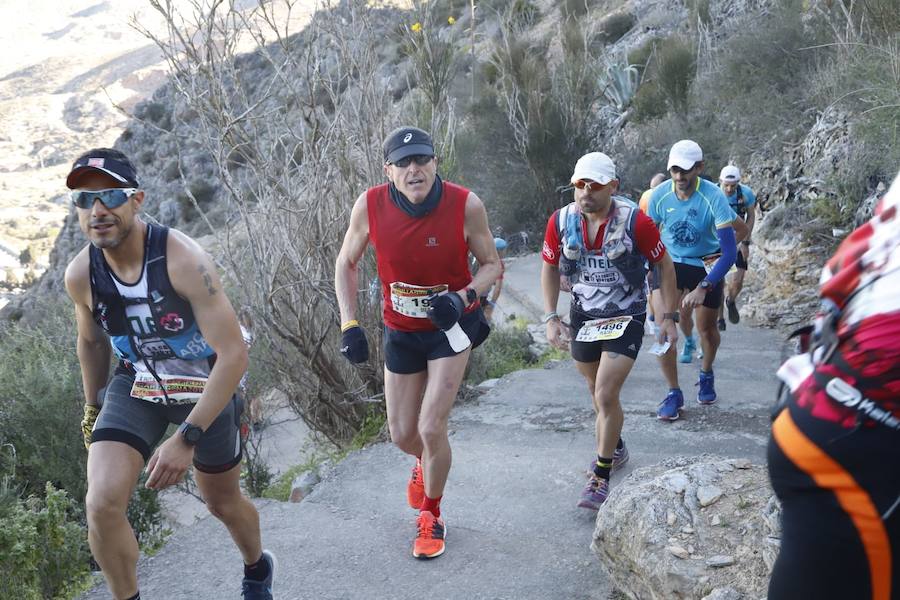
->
[5, 0, 898, 328]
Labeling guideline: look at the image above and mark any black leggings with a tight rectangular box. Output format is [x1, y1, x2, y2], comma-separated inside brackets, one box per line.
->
[767, 403, 900, 600]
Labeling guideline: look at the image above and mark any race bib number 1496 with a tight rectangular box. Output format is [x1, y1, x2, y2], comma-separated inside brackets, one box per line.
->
[575, 315, 632, 343]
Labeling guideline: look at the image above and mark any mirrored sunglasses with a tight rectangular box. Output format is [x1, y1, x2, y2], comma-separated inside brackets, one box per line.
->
[70, 188, 138, 210]
[390, 155, 434, 168]
[573, 180, 609, 192]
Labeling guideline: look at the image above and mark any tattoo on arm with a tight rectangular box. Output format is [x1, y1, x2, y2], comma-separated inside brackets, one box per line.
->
[198, 264, 218, 296]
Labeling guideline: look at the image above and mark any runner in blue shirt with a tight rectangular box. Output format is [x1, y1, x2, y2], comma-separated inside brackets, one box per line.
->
[717, 165, 758, 329]
[647, 140, 749, 420]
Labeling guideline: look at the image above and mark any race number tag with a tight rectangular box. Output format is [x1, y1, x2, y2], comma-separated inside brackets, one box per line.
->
[130, 372, 207, 405]
[575, 315, 633, 343]
[390, 282, 448, 318]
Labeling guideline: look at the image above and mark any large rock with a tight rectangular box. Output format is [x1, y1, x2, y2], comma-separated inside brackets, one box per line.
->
[592, 455, 780, 600]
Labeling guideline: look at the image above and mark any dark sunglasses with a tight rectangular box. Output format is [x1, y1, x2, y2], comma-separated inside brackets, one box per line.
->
[573, 180, 609, 192]
[390, 155, 434, 168]
[70, 188, 138, 210]
[670, 164, 698, 175]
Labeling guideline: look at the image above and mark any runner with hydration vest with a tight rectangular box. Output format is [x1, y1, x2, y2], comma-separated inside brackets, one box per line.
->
[541, 152, 679, 510]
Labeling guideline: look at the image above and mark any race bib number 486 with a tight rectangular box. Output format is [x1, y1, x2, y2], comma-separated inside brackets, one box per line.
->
[575, 316, 633, 343]
[389, 282, 448, 318]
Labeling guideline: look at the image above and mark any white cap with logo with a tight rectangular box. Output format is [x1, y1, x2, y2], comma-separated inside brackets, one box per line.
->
[720, 165, 741, 183]
[571, 152, 617, 185]
[667, 140, 703, 171]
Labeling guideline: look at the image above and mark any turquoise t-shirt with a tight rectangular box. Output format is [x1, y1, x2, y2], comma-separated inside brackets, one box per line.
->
[723, 183, 757, 219]
[647, 177, 737, 267]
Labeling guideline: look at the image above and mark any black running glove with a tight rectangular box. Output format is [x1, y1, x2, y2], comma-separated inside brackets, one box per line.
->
[340, 325, 369, 364]
[426, 292, 465, 331]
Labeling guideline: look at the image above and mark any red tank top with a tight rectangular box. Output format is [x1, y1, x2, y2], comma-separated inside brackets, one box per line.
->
[367, 181, 474, 331]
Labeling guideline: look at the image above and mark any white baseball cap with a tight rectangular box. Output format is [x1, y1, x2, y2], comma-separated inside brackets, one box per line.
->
[720, 165, 741, 183]
[571, 152, 617, 185]
[667, 140, 703, 171]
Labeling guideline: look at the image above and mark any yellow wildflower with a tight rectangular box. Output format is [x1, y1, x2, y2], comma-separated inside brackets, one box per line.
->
[411, 22, 422, 32]
[448, 16, 456, 25]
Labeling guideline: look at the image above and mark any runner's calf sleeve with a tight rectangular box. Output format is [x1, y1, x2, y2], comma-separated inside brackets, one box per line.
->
[705, 227, 737, 285]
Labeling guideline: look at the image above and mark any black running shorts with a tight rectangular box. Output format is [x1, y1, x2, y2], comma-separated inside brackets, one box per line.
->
[674, 262, 724, 309]
[768, 401, 900, 599]
[384, 309, 490, 374]
[92, 369, 244, 473]
[735, 249, 748, 270]
[569, 309, 645, 362]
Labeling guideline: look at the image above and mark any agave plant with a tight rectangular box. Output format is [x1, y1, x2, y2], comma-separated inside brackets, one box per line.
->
[602, 62, 641, 113]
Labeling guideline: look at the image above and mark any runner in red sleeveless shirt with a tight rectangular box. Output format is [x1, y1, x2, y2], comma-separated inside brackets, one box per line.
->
[335, 127, 501, 560]
[768, 169, 900, 600]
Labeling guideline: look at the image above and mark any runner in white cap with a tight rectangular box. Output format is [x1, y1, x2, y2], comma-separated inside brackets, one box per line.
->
[541, 152, 678, 509]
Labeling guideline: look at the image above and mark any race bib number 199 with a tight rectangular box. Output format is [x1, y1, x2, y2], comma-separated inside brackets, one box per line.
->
[390, 282, 448, 318]
[575, 315, 633, 343]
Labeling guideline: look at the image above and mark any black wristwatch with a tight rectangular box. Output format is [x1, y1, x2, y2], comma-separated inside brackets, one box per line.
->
[662, 312, 680, 323]
[465, 287, 478, 307]
[178, 422, 204, 446]
[698, 280, 712, 291]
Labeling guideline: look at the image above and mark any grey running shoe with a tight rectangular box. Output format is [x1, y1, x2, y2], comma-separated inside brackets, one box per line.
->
[242, 550, 276, 600]
[726, 298, 740, 324]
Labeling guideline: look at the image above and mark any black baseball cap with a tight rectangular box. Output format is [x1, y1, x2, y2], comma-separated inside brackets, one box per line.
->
[382, 126, 435, 164]
[66, 148, 140, 189]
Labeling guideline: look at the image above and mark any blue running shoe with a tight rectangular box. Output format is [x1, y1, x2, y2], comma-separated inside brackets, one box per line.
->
[242, 550, 276, 600]
[657, 388, 684, 421]
[678, 337, 696, 363]
[697, 370, 717, 405]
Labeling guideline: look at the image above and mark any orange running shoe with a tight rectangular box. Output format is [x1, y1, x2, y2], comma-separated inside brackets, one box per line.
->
[412, 510, 446, 559]
[406, 458, 425, 509]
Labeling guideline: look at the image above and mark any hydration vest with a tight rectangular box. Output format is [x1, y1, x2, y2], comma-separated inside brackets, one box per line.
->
[555, 197, 649, 317]
[89, 224, 216, 365]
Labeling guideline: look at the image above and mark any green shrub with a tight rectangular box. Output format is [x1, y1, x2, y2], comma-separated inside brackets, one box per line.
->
[127, 475, 171, 555]
[631, 81, 669, 123]
[0, 308, 86, 500]
[510, 0, 540, 27]
[655, 37, 695, 113]
[628, 36, 695, 121]
[0, 300, 171, 567]
[559, 0, 588, 20]
[0, 483, 91, 600]
[685, 0, 711, 29]
[597, 12, 636, 45]
[627, 36, 661, 72]
[465, 323, 536, 383]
